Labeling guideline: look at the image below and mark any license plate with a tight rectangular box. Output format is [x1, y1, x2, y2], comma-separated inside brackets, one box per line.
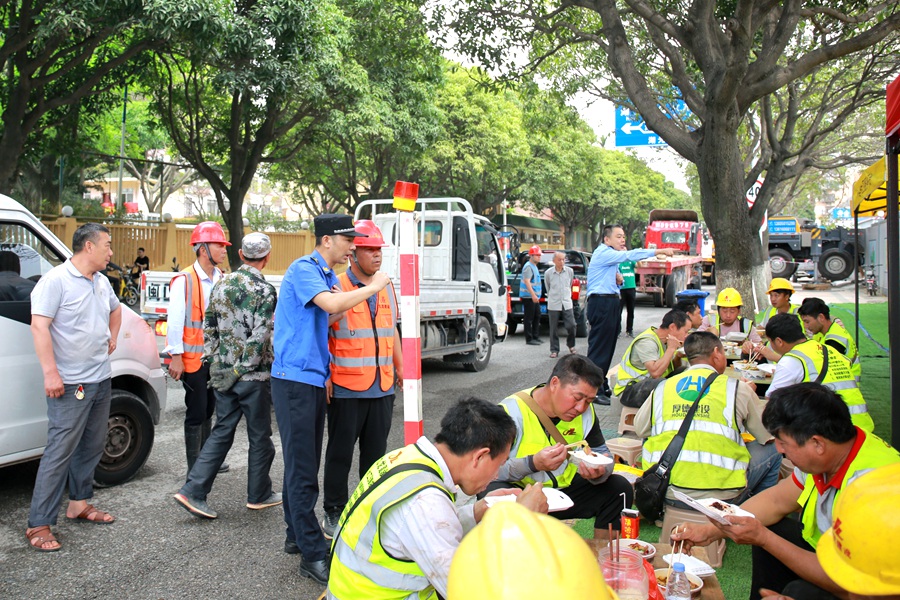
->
[146, 281, 171, 302]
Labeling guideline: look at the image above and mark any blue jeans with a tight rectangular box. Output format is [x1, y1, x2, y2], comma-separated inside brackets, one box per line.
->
[738, 440, 783, 501]
[271, 378, 329, 561]
[28, 380, 112, 528]
[180, 380, 276, 504]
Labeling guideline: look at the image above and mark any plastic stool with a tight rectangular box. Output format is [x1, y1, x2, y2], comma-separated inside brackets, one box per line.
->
[659, 505, 726, 568]
[606, 437, 643, 467]
[617, 404, 640, 436]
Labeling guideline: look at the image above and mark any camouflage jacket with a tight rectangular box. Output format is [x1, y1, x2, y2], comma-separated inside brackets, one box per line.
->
[204, 264, 277, 391]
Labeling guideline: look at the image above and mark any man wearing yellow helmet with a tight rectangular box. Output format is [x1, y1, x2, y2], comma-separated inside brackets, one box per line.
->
[755, 278, 800, 327]
[671, 383, 899, 600]
[699, 288, 762, 345]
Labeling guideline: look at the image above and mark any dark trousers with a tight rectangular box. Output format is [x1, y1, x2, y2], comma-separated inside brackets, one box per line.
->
[750, 518, 839, 600]
[323, 394, 395, 512]
[180, 381, 276, 504]
[271, 378, 329, 561]
[587, 295, 619, 394]
[28, 380, 111, 527]
[619, 288, 636, 335]
[521, 298, 542, 342]
[182, 363, 216, 427]
[485, 473, 633, 530]
[548, 309, 576, 353]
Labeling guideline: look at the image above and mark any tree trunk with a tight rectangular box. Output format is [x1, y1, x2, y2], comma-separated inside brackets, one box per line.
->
[221, 188, 247, 272]
[697, 114, 770, 314]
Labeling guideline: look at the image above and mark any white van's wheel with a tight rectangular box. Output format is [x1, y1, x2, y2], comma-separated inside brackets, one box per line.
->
[94, 389, 155, 486]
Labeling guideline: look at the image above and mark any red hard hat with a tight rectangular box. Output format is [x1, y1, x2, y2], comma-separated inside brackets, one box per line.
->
[528, 245, 542, 256]
[190, 221, 231, 246]
[353, 220, 388, 247]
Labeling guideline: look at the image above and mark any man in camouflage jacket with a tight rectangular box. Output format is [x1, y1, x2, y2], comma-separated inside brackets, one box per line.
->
[173, 233, 282, 519]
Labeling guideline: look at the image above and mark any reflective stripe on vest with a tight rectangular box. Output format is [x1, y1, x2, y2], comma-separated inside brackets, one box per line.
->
[642, 368, 749, 490]
[823, 321, 861, 379]
[756, 304, 799, 326]
[500, 388, 593, 489]
[173, 266, 205, 373]
[328, 444, 450, 600]
[614, 327, 671, 396]
[797, 430, 900, 548]
[785, 341, 873, 431]
[330, 275, 397, 392]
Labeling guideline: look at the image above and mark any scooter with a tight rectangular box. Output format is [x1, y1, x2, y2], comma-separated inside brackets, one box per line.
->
[866, 267, 878, 296]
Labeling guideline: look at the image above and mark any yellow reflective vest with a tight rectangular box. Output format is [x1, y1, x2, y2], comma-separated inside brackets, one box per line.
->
[642, 367, 750, 491]
[815, 321, 861, 380]
[784, 340, 874, 432]
[499, 387, 594, 489]
[707, 313, 753, 335]
[327, 444, 451, 600]
[754, 304, 800, 326]
[797, 429, 900, 548]
[614, 327, 673, 396]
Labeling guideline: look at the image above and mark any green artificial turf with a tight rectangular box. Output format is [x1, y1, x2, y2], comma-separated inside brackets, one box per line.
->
[574, 300, 892, 599]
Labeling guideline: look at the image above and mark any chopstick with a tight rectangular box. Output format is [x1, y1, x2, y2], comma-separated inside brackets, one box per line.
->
[667, 525, 681, 582]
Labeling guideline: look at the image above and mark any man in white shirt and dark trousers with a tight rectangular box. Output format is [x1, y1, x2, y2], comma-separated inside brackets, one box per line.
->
[544, 251, 576, 358]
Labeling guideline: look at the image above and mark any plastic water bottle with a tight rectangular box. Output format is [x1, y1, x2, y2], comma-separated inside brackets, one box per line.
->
[666, 562, 691, 600]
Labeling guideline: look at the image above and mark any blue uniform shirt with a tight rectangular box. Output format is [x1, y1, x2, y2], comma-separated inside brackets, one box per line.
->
[272, 249, 339, 387]
[586, 245, 657, 297]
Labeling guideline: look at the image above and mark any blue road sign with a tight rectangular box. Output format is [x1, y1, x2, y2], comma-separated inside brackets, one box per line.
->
[615, 106, 667, 147]
[831, 207, 852, 220]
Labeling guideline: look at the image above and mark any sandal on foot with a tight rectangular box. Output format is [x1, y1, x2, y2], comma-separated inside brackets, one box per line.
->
[27, 526, 61, 552]
[549, 352, 558, 358]
[69, 504, 115, 524]
[569, 347, 577, 354]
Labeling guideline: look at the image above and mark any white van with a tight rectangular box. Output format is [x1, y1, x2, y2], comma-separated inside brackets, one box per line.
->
[0, 195, 167, 485]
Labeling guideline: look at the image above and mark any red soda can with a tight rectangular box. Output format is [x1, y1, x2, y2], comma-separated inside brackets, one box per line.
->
[621, 508, 640, 538]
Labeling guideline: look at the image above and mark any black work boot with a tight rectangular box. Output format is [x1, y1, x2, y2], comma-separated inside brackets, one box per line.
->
[201, 418, 229, 473]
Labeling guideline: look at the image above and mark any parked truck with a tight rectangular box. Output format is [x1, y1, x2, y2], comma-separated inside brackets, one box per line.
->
[638, 209, 704, 307]
[0, 194, 167, 485]
[141, 197, 508, 372]
[767, 216, 863, 281]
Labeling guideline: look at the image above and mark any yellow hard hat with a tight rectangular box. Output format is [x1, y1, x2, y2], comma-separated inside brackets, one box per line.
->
[816, 463, 900, 595]
[716, 288, 743, 308]
[447, 501, 617, 600]
[767, 278, 795, 294]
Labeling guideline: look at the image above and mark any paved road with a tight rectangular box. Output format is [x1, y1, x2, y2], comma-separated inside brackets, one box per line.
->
[0, 284, 876, 599]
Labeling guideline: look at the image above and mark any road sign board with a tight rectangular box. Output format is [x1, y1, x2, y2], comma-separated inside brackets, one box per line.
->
[615, 106, 668, 147]
[831, 207, 852, 220]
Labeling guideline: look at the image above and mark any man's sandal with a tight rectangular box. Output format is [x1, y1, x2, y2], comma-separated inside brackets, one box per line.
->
[68, 504, 115, 524]
[26, 526, 61, 552]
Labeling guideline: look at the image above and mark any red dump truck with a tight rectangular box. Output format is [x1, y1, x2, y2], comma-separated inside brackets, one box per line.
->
[637, 209, 704, 307]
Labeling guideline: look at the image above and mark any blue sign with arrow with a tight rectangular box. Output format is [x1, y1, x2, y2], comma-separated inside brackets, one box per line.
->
[615, 106, 667, 147]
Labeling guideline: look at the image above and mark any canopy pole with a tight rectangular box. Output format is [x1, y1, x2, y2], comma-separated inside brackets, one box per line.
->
[854, 209, 860, 349]
[888, 134, 900, 448]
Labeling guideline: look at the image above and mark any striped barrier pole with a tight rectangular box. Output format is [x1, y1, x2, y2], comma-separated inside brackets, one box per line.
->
[393, 181, 423, 443]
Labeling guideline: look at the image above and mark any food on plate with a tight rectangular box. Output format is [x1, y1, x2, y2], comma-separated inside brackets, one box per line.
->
[628, 542, 652, 556]
[710, 501, 734, 514]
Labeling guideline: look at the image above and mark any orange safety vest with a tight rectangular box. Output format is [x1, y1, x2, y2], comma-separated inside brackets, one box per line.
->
[329, 273, 397, 392]
[171, 266, 206, 374]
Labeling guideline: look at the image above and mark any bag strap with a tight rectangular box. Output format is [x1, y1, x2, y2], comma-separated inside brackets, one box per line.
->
[815, 344, 829, 385]
[655, 372, 719, 476]
[515, 390, 568, 446]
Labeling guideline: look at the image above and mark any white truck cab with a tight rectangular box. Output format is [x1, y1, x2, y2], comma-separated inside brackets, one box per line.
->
[0, 195, 167, 485]
[357, 197, 509, 371]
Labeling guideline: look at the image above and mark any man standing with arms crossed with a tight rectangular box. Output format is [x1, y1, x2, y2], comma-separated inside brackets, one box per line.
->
[586, 225, 673, 399]
[26, 223, 121, 551]
[322, 220, 403, 539]
[272, 214, 391, 586]
[166, 221, 231, 477]
[521, 245, 544, 345]
[174, 233, 281, 519]
[544, 251, 576, 358]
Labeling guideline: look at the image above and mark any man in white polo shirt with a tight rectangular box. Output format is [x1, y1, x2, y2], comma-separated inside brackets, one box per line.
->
[25, 223, 122, 552]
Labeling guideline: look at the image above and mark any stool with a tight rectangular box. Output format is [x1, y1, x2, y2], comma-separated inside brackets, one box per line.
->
[617, 404, 640, 436]
[606, 437, 643, 467]
[659, 505, 726, 568]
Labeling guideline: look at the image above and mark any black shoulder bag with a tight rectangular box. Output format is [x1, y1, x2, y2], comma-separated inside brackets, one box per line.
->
[633, 373, 719, 522]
